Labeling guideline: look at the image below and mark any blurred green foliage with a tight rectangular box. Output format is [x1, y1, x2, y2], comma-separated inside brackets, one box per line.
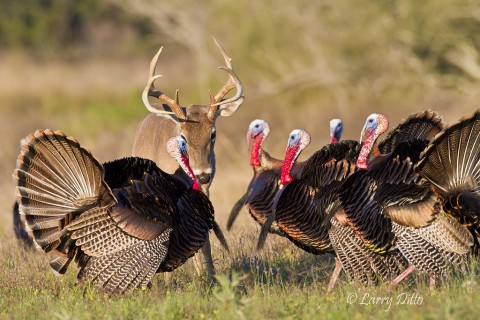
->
[0, 0, 101, 48]
[0, 0, 154, 55]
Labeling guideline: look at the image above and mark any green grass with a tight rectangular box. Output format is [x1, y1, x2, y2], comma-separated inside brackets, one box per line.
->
[1, 233, 480, 319]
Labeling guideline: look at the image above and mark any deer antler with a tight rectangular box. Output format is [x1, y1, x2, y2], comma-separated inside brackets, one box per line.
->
[207, 37, 244, 121]
[142, 47, 187, 121]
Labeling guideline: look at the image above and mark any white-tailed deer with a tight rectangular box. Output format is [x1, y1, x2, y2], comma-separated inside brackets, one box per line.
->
[132, 38, 244, 277]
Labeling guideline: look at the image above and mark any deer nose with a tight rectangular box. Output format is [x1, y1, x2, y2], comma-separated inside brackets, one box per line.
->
[197, 173, 211, 185]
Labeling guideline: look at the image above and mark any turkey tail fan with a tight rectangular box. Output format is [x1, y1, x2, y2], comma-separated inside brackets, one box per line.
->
[226, 192, 248, 231]
[378, 110, 446, 154]
[13, 129, 116, 252]
[212, 221, 229, 252]
[329, 219, 378, 285]
[416, 110, 480, 211]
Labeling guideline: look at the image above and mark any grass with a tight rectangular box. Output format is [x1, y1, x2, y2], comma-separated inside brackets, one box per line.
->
[1, 232, 480, 319]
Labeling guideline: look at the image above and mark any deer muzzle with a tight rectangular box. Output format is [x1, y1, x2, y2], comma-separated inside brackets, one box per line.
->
[193, 168, 213, 185]
[197, 173, 211, 185]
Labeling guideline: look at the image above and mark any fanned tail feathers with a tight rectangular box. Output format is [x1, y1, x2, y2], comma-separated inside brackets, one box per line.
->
[379, 110, 446, 154]
[13, 129, 115, 256]
[416, 110, 480, 198]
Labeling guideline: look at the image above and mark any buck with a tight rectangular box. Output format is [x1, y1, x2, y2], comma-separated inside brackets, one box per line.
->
[132, 38, 244, 277]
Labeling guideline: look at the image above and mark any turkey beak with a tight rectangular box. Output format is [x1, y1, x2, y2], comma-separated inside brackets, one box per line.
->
[360, 125, 368, 143]
[180, 148, 189, 162]
[246, 128, 253, 151]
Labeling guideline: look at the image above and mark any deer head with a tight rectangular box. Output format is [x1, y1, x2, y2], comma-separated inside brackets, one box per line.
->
[133, 38, 244, 194]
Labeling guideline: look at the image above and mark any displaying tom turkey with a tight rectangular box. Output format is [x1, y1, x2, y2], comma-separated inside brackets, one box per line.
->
[340, 111, 473, 287]
[258, 110, 460, 289]
[14, 129, 228, 293]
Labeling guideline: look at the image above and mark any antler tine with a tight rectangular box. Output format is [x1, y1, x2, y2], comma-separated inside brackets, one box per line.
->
[149, 47, 163, 78]
[210, 66, 243, 107]
[210, 38, 244, 108]
[142, 75, 174, 115]
[213, 36, 232, 69]
[142, 47, 187, 120]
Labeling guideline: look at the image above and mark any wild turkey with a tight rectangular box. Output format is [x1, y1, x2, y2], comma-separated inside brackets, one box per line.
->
[340, 111, 473, 287]
[329, 119, 343, 144]
[226, 120, 284, 234]
[415, 110, 480, 254]
[14, 129, 228, 293]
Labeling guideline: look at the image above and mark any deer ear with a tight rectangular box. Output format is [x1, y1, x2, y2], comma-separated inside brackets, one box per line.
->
[219, 96, 244, 117]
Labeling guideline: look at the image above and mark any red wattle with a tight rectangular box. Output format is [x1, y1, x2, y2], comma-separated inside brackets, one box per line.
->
[356, 160, 368, 170]
[330, 137, 338, 144]
[250, 133, 264, 167]
[280, 145, 299, 185]
[356, 132, 376, 170]
[192, 180, 201, 191]
[281, 174, 293, 185]
[182, 158, 201, 190]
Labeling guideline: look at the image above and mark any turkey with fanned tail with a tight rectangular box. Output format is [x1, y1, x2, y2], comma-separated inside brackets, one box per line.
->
[340, 111, 473, 287]
[14, 130, 228, 293]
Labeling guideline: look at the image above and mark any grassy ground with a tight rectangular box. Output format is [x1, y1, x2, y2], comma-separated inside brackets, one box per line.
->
[1, 232, 480, 319]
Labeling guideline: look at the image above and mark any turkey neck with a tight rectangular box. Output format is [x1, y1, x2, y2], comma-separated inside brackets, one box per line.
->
[258, 150, 283, 171]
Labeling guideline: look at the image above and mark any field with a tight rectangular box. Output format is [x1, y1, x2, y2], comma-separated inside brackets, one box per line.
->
[2, 1, 480, 319]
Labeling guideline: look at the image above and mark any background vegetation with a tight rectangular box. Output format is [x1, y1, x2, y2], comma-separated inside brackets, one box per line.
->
[2, 0, 480, 318]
